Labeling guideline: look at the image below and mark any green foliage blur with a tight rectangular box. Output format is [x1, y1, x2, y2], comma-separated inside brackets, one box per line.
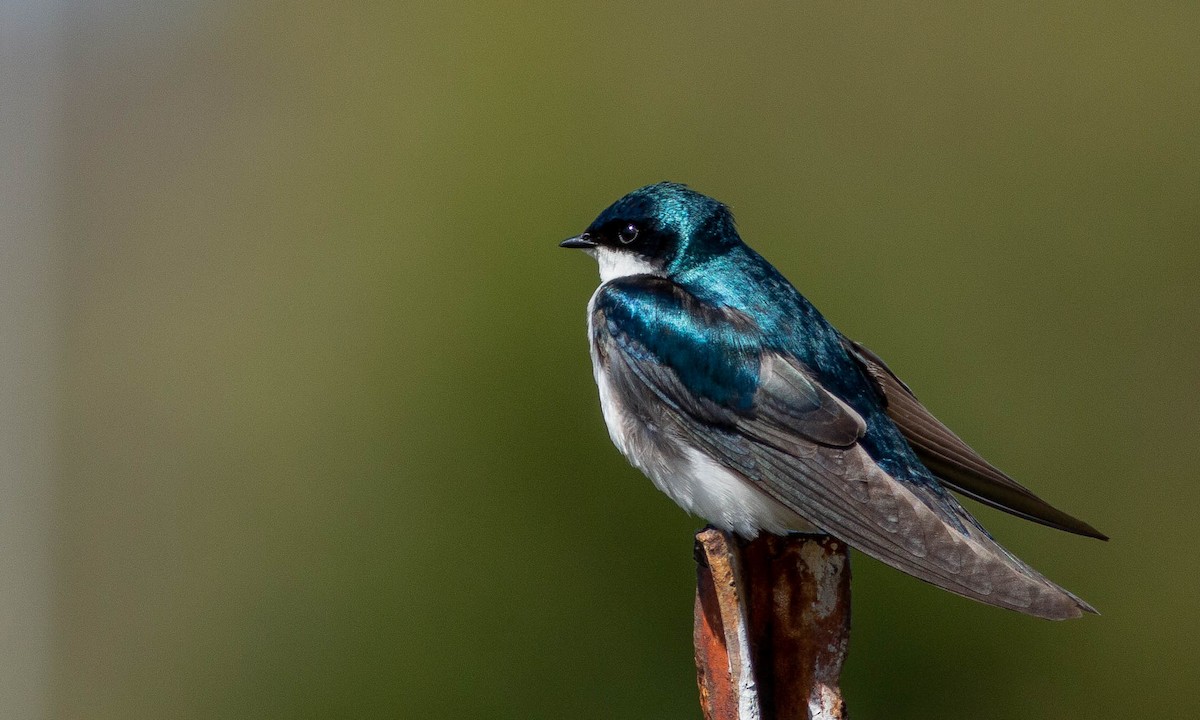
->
[53, 3, 1197, 718]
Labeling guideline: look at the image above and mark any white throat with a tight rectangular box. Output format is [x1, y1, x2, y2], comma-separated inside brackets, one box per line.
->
[589, 247, 661, 282]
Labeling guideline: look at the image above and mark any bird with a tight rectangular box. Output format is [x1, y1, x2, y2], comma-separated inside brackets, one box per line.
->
[560, 182, 1105, 620]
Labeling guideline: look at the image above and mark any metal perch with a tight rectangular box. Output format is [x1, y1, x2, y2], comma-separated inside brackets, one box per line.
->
[693, 528, 851, 720]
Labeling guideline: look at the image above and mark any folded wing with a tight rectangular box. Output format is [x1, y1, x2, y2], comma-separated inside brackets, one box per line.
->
[843, 338, 1106, 540]
[593, 276, 1095, 619]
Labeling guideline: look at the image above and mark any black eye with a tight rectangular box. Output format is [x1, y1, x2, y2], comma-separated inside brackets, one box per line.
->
[617, 223, 639, 244]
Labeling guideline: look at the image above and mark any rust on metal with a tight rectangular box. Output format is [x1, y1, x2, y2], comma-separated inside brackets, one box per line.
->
[694, 529, 851, 720]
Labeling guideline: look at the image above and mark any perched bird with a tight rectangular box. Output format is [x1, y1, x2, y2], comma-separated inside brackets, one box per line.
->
[561, 182, 1105, 620]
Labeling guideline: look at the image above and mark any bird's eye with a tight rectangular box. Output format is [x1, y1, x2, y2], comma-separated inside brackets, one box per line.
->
[617, 223, 639, 244]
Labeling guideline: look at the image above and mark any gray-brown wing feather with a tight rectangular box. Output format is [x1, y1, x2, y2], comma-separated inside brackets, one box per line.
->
[676, 406, 1094, 620]
[597, 309, 1095, 619]
[738, 440, 1094, 619]
[843, 338, 1107, 540]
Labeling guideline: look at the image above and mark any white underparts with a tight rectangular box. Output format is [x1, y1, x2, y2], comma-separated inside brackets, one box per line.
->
[585, 291, 814, 537]
[673, 447, 815, 537]
[582, 248, 811, 537]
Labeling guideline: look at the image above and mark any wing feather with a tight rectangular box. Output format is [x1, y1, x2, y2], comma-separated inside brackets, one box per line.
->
[592, 278, 1095, 619]
[843, 338, 1107, 540]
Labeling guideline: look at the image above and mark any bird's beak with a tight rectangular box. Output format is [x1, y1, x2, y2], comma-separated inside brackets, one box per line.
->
[559, 233, 597, 250]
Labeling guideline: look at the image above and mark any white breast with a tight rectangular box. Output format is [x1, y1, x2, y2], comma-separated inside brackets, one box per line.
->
[586, 282, 814, 538]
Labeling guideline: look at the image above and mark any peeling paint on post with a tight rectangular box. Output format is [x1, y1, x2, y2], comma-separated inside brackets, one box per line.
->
[694, 529, 851, 720]
[694, 530, 762, 720]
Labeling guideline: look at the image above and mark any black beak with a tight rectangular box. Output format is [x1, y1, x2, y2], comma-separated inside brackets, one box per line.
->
[559, 233, 597, 249]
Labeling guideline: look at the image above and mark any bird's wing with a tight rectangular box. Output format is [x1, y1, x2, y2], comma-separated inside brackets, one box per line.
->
[591, 277, 865, 451]
[592, 276, 1094, 619]
[842, 338, 1107, 540]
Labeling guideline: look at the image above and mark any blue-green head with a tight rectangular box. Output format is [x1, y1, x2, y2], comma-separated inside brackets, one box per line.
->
[560, 183, 742, 278]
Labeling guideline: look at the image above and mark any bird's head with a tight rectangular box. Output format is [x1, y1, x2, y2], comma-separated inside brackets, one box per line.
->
[561, 182, 740, 281]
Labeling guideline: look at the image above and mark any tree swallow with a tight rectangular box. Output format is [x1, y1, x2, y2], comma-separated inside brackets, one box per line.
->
[561, 182, 1105, 620]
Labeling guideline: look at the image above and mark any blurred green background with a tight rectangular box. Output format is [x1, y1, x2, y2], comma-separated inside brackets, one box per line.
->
[2, 2, 1197, 718]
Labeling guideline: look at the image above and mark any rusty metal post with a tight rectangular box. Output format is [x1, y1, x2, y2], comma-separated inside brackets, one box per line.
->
[694, 529, 851, 720]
